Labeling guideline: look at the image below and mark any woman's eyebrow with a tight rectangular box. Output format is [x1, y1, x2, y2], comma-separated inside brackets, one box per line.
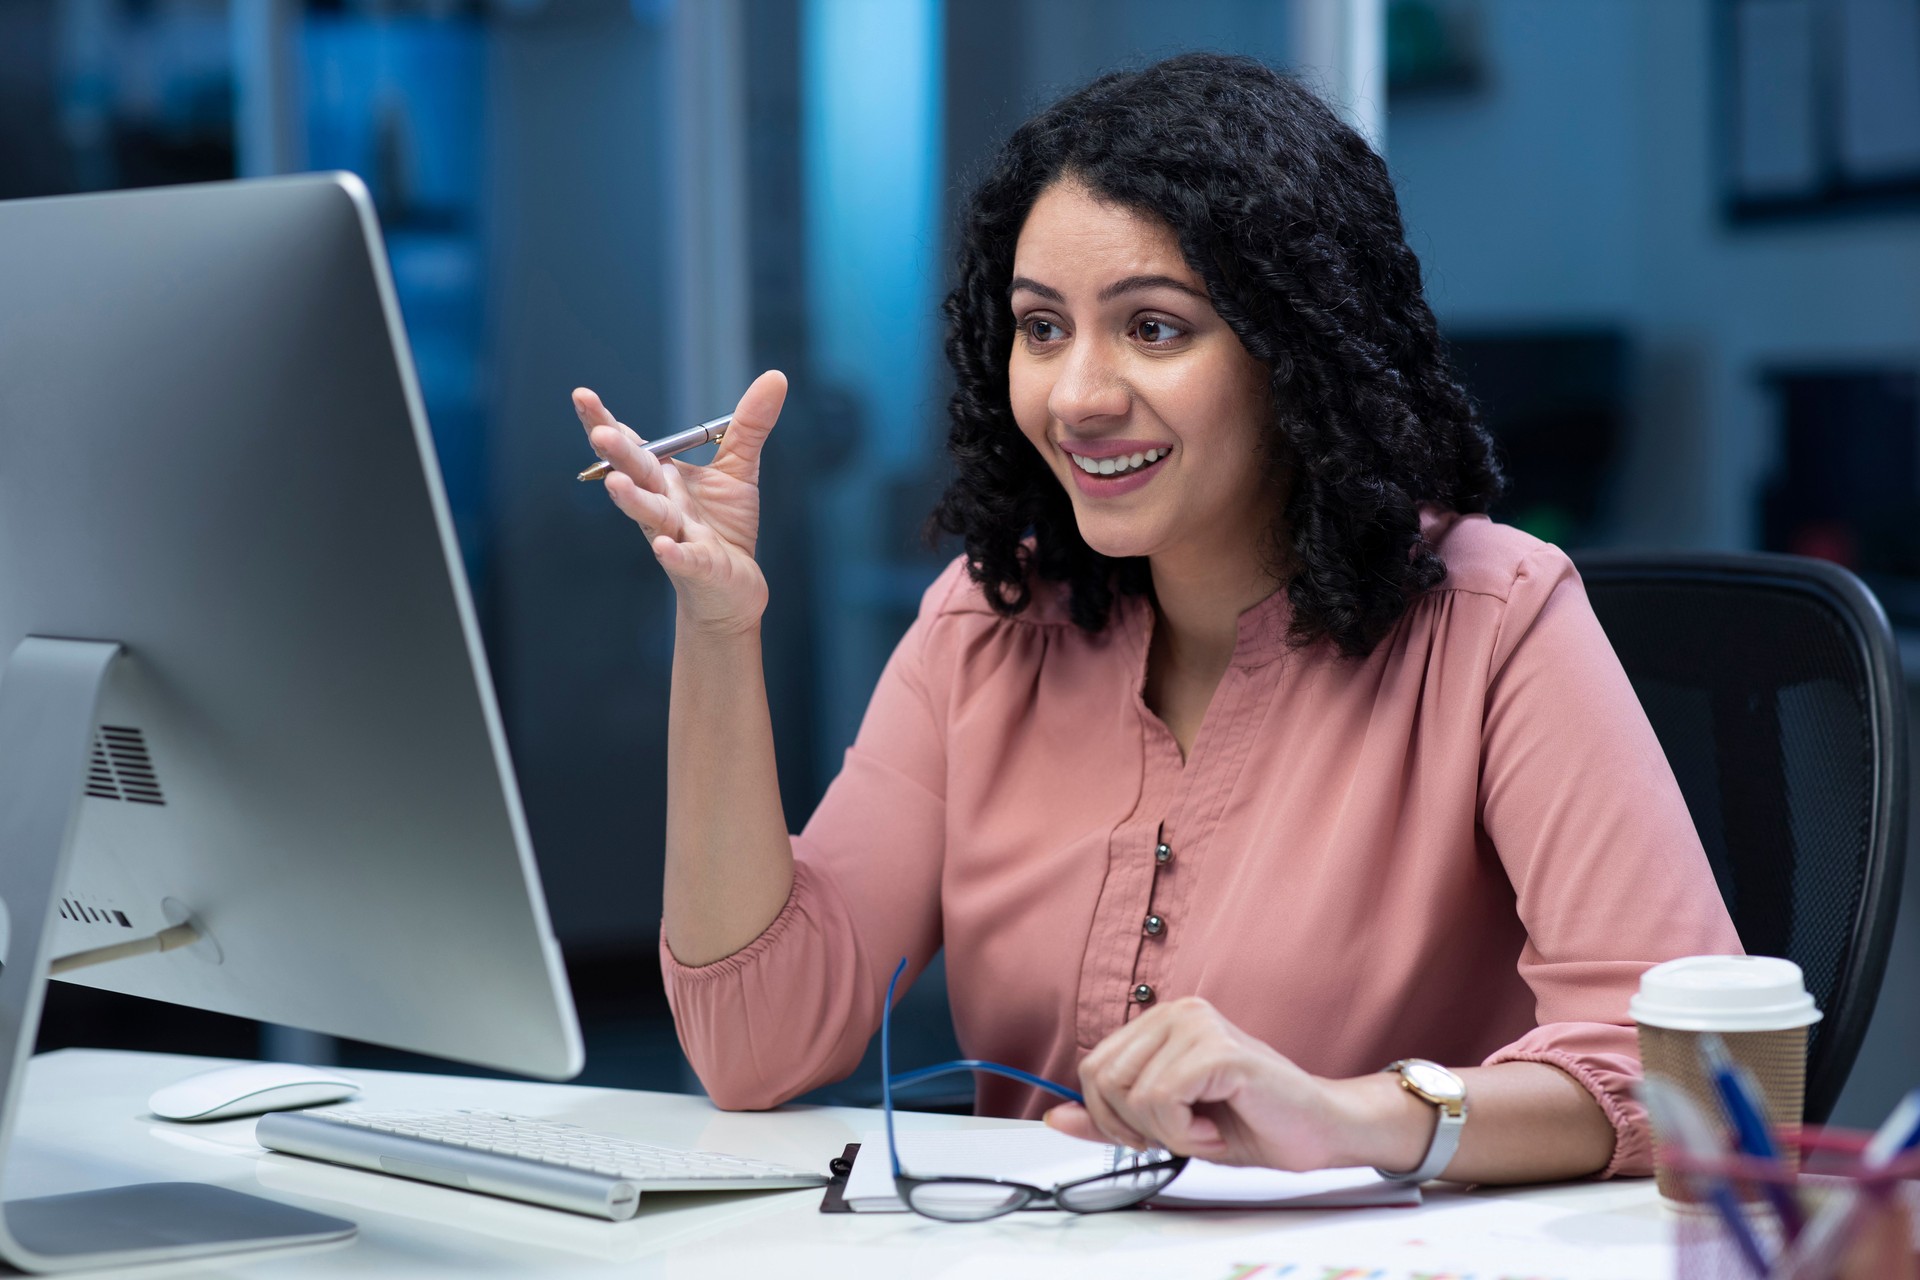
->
[1008, 276, 1063, 302]
[1097, 274, 1209, 303]
[1006, 274, 1209, 304]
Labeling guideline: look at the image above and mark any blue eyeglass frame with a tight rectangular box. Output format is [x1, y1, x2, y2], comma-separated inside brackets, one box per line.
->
[878, 956, 1187, 1221]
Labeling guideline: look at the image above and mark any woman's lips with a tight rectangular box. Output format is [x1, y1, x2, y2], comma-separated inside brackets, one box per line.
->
[1064, 446, 1170, 497]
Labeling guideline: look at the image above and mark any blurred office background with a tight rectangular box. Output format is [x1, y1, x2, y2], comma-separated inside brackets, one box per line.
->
[7, 0, 1919, 1125]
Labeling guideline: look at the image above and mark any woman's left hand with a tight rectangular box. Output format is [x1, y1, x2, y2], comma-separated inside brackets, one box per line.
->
[1044, 997, 1385, 1171]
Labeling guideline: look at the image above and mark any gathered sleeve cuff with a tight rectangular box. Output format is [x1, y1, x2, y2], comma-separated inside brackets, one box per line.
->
[659, 858, 884, 1111]
[1483, 1023, 1650, 1179]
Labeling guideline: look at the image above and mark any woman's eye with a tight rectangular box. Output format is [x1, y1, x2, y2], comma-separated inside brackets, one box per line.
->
[1134, 318, 1187, 346]
[1020, 317, 1064, 345]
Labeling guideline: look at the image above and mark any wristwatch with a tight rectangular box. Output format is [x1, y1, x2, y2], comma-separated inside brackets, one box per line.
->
[1374, 1058, 1468, 1183]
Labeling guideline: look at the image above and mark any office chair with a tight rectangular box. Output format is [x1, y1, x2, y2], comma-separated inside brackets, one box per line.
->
[1575, 552, 1909, 1123]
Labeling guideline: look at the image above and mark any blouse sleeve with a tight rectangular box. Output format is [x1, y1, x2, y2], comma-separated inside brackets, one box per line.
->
[1475, 547, 1744, 1178]
[658, 560, 966, 1110]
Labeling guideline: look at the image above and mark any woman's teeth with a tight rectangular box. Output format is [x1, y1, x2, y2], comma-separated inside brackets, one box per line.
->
[1071, 448, 1166, 477]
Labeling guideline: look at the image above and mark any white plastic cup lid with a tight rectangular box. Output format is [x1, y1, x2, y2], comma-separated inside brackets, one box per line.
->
[1629, 955, 1823, 1032]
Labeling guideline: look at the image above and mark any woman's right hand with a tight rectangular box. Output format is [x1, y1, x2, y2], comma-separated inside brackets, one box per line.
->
[574, 370, 788, 635]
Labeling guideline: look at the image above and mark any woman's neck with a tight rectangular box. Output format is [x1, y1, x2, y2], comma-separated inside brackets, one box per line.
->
[1146, 540, 1285, 677]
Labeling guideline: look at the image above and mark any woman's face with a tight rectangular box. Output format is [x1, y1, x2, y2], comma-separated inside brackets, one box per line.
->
[1008, 180, 1273, 568]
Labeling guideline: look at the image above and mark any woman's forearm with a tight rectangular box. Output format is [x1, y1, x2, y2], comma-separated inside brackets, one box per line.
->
[660, 611, 796, 967]
[1053, 997, 1620, 1186]
[1337, 1061, 1618, 1184]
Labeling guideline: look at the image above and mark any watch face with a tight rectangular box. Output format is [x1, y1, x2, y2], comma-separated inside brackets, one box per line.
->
[1402, 1060, 1466, 1103]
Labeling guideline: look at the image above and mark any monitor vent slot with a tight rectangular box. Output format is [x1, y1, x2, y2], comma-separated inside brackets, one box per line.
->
[85, 726, 166, 806]
[57, 898, 130, 927]
[85, 737, 118, 800]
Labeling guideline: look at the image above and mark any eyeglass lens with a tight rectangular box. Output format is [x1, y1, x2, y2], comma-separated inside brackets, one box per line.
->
[903, 1180, 1036, 1221]
[903, 1153, 1183, 1222]
[1054, 1159, 1183, 1212]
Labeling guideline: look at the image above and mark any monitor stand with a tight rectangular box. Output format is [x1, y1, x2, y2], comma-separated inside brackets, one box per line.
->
[0, 637, 357, 1272]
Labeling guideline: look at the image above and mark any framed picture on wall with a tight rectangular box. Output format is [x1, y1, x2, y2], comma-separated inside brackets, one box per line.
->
[1721, 0, 1920, 221]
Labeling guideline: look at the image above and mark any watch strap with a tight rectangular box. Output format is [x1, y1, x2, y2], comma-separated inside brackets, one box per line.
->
[1374, 1060, 1467, 1184]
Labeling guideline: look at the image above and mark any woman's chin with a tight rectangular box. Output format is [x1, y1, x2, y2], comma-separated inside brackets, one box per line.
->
[1062, 489, 1177, 560]
[1075, 527, 1162, 562]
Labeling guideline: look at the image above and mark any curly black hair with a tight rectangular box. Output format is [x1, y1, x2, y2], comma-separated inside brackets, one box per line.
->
[929, 52, 1504, 658]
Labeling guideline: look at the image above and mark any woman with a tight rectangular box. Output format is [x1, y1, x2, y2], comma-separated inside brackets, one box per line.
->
[575, 53, 1740, 1184]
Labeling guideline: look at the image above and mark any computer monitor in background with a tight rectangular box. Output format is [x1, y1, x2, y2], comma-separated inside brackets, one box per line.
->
[1760, 366, 1920, 626]
[0, 174, 582, 1270]
[1444, 328, 1630, 549]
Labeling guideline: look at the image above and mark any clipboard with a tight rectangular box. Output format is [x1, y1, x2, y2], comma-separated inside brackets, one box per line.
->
[819, 1142, 861, 1213]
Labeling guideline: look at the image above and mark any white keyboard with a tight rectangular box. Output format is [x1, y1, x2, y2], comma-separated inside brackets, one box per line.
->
[256, 1108, 826, 1221]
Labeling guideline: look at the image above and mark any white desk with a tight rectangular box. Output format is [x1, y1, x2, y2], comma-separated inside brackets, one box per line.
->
[11, 1050, 1673, 1279]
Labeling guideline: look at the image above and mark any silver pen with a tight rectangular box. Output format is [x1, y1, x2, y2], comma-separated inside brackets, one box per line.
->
[576, 413, 732, 481]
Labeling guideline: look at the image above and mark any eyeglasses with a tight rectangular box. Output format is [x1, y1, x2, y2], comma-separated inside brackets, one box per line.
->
[880, 957, 1188, 1222]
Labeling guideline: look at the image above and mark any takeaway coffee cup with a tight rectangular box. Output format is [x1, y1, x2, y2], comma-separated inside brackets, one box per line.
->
[1630, 955, 1822, 1202]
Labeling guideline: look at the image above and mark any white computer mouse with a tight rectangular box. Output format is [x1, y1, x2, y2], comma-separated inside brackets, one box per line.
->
[148, 1062, 360, 1122]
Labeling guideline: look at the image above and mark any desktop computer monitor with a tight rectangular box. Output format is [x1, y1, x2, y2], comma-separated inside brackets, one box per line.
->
[0, 173, 583, 1270]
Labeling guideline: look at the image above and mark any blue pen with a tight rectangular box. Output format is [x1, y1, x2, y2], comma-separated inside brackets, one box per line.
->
[1641, 1076, 1773, 1278]
[1698, 1033, 1805, 1242]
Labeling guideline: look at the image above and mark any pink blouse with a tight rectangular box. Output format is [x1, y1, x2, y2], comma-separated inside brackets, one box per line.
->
[661, 511, 1743, 1177]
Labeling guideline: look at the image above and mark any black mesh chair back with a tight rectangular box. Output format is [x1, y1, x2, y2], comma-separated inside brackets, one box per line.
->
[1575, 552, 1908, 1123]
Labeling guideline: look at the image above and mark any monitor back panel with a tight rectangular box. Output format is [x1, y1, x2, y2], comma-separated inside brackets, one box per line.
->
[0, 175, 582, 1080]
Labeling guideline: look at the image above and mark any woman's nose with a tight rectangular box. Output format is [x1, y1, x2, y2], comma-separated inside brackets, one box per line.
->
[1047, 336, 1130, 427]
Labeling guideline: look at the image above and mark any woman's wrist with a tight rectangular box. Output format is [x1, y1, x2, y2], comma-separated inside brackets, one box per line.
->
[675, 602, 764, 643]
[1324, 1071, 1440, 1173]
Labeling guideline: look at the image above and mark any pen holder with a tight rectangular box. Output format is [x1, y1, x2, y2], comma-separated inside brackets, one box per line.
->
[1665, 1128, 1920, 1280]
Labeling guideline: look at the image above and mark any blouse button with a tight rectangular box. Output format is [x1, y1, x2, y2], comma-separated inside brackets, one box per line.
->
[1154, 842, 1173, 865]
[1132, 983, 1155, 1004]
[1143, 914, 1165, 937]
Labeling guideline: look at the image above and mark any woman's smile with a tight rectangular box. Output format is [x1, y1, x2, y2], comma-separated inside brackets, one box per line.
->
[1062, 440, 1173, 495]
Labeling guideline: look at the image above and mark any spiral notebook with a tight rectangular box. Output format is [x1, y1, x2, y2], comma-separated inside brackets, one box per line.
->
[839, 1128, 1421, 1212]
